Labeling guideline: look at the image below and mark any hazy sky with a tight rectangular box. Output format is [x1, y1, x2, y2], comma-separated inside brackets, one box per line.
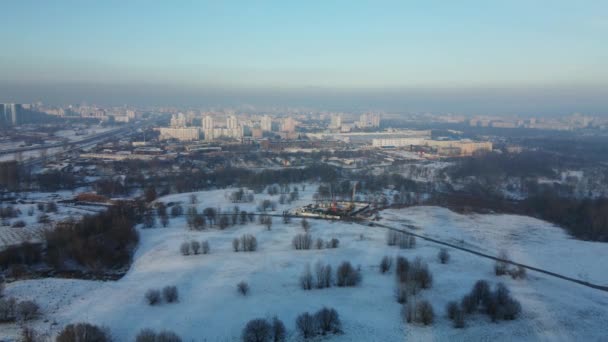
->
[1, 1, 607, 114]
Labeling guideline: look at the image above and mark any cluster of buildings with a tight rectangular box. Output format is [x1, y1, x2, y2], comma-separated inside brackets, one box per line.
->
[469, 113, 604, 130]
[328, 113, 382, 132]
[372, 137, 492, 157]
[159, 113, 300, 142]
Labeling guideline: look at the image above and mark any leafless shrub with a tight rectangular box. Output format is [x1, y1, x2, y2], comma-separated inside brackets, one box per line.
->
[272, 316, 286, 342]
[201, 240, 210, 254]
[180, 242, 190, 256]
[327, 238, 339, 248]
[20, 327, 40, 342]
[296, 312, 316, 339]
[380, 256, 393, 274]
[336, 261, 361, 287]
[241, 234, 258, 252]
[314, 262, 332, 289]
[190, 240, 201, 254]
[292, 233, 312, 250]
[394, 283, 410, 304]
[145, 289, 161, 305]
[411, 257, 433, 289]
[395, 256, 410, 283]
[136, 328, 157, 342]
[162, 286, 178, 303]
[56, 323, 110, 342]
[509, 265, 527, 279]
[0, 297, 16, 322]
[237, 281, 250, 296]
[404, 300, 434, 326]
[494, 250, 509, 276]
[156, 330, 182, 342]
[16, 300, 39, 321]
[315, 238, 324, 249]
[242, 318, 272, 342]
[300, 264, 313, 290]
[438, 248, 450, 264]
[314, 307, 342, 335]
[446, 301, 459, 320]
[233, 238, 241, 252]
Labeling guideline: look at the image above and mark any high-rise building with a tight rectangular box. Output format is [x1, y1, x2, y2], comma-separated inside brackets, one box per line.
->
[261, 115, 272, 132]
[281, 117, 296, 132]
[330, 114, 342, 129]
[0, 103, 19, 127]
[226, 115, 238, 130]
[170, 113, 187, 128]
[357, 113, 381, 128]
[202, 115, 214, 130]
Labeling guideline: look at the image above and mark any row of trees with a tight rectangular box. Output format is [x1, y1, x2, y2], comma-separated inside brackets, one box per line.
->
[145, 286, 179, 305]
[450, 280, 522, 326]
[386, 231, 416, 249]
[300, 261, 362, 290]
[180, 240, 210, 256]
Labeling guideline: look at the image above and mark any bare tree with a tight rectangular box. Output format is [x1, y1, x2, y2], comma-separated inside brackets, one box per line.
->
[162, 286, 178, 303]
[136, 328, 157, 342]
[242, 318, 272, 342]
[237, 281, 250, 296]
[336, 261, 361, 287]
[16, 300, 39, 321]
[271, 316, 286, 342]
[314, 262, 332, 289]
[438, 248, 450, 264]
[156, 330, 182, 342]
[495, 250, 509, 276]
[327, 238, 339, 248]
[380, 256, 393, 274]
[314, 307, 342, 334]
[315, 238, 324, 250]
[301, 218, 310, 232]
[233, 238, 241, 252]
[57, 323, 110, 342]
[292, 233, 312, 250]
[201, 240, 210, 254]
[295, 312, 316, 339]
[241, 234, 258, 252]
[145, 289, 161, 305]
[300, 264, 313, 290]
[191, 240, 201, 254]
[180, 242, 190, 256]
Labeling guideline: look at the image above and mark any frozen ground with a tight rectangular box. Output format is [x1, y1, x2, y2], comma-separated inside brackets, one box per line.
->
[381, 206, 608, 285]
[3, 188, 608, 341]
[0, 191, 103, 248]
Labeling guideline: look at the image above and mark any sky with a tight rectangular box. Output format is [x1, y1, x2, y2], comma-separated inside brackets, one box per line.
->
[1, 1, 607, 114]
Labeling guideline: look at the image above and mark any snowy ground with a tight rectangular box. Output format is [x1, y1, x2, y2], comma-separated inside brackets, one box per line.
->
[0, 191, 103, 248]
[3, 188, 608, 341]
[381, 207, 608, 285]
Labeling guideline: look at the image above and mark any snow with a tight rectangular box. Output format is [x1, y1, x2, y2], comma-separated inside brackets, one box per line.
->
[381, 206, 608, 285]
[2, 189, 608, 341]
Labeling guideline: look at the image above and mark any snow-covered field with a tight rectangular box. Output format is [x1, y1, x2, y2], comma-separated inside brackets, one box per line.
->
[381, 207, 608, 285]
[3, 188, 608, 341]
[0, 191, 103, 248]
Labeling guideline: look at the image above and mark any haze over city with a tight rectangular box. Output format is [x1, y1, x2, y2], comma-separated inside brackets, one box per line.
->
[2, 1, 608, 114]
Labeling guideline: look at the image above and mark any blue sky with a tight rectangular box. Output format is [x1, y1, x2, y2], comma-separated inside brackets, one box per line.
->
[1, 1, 607, 112]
